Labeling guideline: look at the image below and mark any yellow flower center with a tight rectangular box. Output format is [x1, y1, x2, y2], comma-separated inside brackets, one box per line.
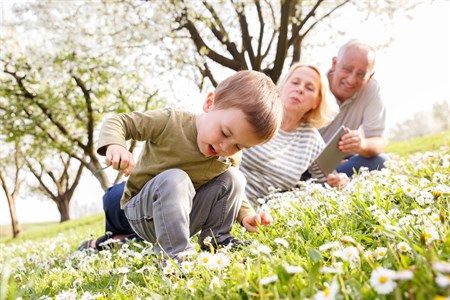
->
[324, 288, 330, 296]
[379, 276, 388, 284]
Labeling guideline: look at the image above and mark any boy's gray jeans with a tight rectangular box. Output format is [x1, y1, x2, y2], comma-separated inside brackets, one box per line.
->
[124, 167, 246, 260]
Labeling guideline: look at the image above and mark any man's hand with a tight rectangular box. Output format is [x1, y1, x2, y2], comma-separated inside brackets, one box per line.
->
[327, 172, 350, 189]
[242, 212, 273, 232]
[338, 129, 363, 154]
[105, 144, 135, 177]
[338, 128, 385, 157]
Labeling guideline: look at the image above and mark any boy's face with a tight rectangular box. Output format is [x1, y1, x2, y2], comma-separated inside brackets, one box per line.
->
[196, 93, 262, 157]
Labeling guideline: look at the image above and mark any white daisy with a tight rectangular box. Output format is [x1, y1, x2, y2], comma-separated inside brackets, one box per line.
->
[375, 247, 388, 260]
[274, 238, 289, 248]
[260, 275, 278, 285]
[396, 242, 411, 253]
[435, 274, 450, 288]
[370, 267, 397, 295]
[314, 277, 339, 300]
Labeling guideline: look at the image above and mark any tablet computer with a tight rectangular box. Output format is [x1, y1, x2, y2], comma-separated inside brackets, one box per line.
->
[315, 125, 347, 175]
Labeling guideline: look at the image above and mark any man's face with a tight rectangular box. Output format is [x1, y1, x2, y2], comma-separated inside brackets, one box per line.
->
[196, 94, 262, 157]
[330, 46, 374, 101]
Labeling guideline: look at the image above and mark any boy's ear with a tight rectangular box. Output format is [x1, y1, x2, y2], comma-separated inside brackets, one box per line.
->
[202, 92, 215, 112]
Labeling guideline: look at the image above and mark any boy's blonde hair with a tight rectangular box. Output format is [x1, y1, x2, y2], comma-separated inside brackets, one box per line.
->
[213, 70, 282, 143]
[277, 63, 338, 128]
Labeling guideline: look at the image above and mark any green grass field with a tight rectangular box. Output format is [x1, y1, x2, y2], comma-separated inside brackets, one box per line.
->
[1, 131, 448, 242]
[1, 131, 449, 299]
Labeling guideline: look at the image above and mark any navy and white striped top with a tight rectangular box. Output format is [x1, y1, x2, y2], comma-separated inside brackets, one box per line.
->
[240, 123, 326, 206]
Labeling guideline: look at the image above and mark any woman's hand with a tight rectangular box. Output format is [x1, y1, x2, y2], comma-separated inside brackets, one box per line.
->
[327, 172, 350, 189]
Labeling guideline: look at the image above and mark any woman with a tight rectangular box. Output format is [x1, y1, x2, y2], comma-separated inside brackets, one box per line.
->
[240, 63, 349, 207]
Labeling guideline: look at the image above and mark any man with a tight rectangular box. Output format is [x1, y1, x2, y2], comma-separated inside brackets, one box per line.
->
[319, 39, 387, 177]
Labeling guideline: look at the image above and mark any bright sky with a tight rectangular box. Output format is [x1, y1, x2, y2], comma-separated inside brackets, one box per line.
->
[1, 1, 449, 226]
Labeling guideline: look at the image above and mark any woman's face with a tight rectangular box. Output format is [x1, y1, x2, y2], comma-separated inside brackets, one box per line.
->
[280, 66, 321, 116]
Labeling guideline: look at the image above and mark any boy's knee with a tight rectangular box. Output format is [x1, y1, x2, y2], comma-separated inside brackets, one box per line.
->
[159, 169, 191, 186]
[222, 167, 247, 192]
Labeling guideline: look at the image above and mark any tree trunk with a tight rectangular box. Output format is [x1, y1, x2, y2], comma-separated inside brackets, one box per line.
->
[0, 169, 20, 238]
[58, 197, 71, 223]
[6, 192, 20, 238]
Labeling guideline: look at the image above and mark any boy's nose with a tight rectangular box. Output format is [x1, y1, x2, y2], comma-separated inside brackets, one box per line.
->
[220, 142, 233, 155]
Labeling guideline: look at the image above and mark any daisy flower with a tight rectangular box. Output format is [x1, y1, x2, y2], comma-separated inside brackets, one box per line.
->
[274, 238, 289, 248]
[432, 261, 450, 273]
[370, 267, 397, 295]
[314, 277, 339, 300]
[180, 260, 194, 274]
[260, 275, 278, 285]
[396, 242, 411, 253]
[197, 252, 214, 268]
[213, 252, 230, 270]
[435, 274, 450, 288]
[186, 279, 195, 292]
[375, 247, 388, 260]
[210, 276, 221, 289]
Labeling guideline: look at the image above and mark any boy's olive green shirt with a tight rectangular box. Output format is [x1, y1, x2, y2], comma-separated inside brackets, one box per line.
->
[97, 108, 255, 224]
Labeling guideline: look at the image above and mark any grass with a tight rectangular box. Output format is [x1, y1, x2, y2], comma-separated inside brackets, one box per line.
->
[386, 130, 449, 157]
[0, 131, 449, 299]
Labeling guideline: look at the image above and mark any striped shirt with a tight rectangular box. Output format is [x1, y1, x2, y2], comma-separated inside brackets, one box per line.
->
[240, 124, 326, 206]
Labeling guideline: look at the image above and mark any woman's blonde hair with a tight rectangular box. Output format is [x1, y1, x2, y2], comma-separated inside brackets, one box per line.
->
[277, 63, 338, 128]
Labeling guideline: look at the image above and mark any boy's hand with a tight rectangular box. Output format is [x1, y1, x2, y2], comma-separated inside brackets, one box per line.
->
[105, 144, 135, 177]
[242, 212, 273, 232]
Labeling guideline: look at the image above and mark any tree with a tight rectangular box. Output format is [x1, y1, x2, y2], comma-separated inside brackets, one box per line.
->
[0, 140, 23, 238]
[0, 0, 164, 222]
[150, 0, 414, 87]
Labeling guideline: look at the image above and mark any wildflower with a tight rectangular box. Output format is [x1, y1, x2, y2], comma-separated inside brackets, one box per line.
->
[162, 263, 177, 275]
[393, 270, 414, 280]
[284, 264, 304, 274]
[396, 242, 411, 253]
[429, 213, 442, 224]
[403, 184, 417, 198]
[186, 279, 195, 292]
[432, 261, 450, 273]
[55, 289, 77, 300]
[115, 267, 130, 274]
[80, 291, 102, 300]
[260, 275, 278, 285]
[320, 262, 343, 274]
[197, 252, 214, 267]
[423, 226, 439, 244]
[373, 227, 382, 237]
[210, 276, 221, 289]
[370, 267, 397, 295]
[180, 260, 194, 274]
[274, 238, 289, 248]
[319, 241, 341, 252]
[334, 246, 359, 262]
[375, 247, 388, 260]
[435, 274, 450, 288]
[314, 277, 339, 300]
[251, 245, 272, 256]
[213, 253, 230, 270]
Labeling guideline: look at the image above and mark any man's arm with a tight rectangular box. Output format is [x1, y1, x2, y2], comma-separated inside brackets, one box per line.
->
[339, 130, 386, 158]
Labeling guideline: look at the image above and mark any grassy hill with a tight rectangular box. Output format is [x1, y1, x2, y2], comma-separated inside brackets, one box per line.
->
[1, 130, 448, 243]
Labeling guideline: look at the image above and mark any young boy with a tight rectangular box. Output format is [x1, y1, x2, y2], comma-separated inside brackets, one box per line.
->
[93, 70, 282, 261]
